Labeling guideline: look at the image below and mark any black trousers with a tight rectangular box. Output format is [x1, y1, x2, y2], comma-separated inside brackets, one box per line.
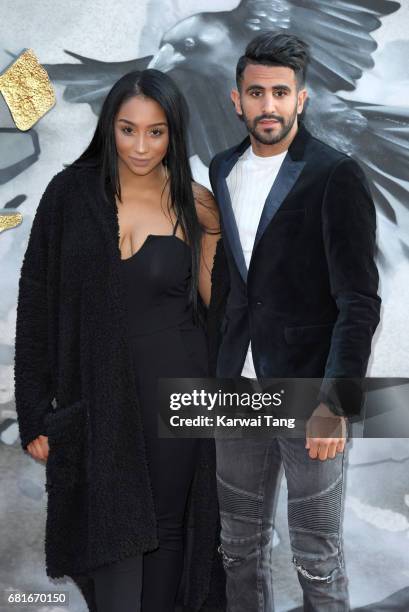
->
[87, 295, 207, 611]
[88, 435, 199, 612]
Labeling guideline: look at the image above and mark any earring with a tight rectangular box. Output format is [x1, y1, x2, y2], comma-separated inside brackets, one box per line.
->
[164, 164, 168, 180]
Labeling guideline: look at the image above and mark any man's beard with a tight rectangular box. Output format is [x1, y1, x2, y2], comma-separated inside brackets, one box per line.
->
[242, 103, 298, 145]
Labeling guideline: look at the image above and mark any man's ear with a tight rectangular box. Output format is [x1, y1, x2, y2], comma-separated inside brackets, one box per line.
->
[231, 88, 242, 116]
[297, 88, 308, 115]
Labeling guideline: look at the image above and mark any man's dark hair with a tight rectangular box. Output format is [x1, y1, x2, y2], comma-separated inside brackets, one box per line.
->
[236, 32, 310, 91]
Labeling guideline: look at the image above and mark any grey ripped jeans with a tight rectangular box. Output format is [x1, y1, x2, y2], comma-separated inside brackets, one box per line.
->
[215, 436, 350, 611]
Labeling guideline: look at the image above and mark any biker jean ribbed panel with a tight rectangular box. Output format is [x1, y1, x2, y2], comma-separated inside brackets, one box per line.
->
[215, 437, 350, 611]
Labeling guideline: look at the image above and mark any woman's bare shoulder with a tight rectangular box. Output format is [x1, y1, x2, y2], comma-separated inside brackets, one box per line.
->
[191, 181, 219, 231]
[191, 180, 214, 200]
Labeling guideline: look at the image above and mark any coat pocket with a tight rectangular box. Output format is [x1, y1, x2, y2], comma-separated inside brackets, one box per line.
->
[44, 399, 88, 489]
[284, 323, 335, 345]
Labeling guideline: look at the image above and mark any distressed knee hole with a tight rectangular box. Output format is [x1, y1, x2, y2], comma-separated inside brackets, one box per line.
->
[292, 556, 340, 584]
[218, 529, 272, 571]
[217, 474, 263, 520]
[218, 544, 244, 569]
[288, 477, 342, 533]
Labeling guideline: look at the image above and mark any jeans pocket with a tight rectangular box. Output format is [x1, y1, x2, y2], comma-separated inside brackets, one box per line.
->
[44, 399, 88, 489]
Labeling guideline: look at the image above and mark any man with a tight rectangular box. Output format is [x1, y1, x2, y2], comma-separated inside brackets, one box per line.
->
[207, 32, 381, 611]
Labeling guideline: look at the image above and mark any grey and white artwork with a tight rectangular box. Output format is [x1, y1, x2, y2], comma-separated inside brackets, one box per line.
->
[1, 1, 408, 610]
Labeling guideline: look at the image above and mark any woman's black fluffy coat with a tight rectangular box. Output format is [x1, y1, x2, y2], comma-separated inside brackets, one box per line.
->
[14, 165, 226, 611]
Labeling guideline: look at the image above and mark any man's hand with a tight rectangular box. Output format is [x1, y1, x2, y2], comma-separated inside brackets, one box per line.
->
[26, 435, 49, 461]
[305, 402, 347, 461]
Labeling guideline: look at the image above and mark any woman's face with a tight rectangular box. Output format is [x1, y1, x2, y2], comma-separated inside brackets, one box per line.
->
[114, 94, 169, 177]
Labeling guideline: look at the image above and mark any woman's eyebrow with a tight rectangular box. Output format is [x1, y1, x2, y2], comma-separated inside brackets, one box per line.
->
[117, 118, 168, 127]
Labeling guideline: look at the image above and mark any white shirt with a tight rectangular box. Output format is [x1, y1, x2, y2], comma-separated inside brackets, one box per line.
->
[226, 145, 287, 378]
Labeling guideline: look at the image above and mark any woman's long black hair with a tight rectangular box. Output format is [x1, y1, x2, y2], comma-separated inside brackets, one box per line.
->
[70, 69, 203, 321]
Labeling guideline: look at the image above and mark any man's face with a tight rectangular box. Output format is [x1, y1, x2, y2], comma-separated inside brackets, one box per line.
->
[231, 63, 307, 146]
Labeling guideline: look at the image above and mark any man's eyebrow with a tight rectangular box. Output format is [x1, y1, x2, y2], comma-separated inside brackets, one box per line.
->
[246, 84, 292, 92]
[117, 118, 168, 127]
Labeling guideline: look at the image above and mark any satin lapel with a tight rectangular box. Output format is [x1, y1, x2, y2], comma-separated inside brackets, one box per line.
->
[216, 138, 251, 283]
[253, 155, 306, 251]
[218, 174, 248, 283]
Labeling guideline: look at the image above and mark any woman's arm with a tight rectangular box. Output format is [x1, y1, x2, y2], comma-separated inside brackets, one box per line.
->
[192, 182, 221, 307]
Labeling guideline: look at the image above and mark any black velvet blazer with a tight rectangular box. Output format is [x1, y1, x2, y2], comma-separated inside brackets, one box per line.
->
[207, 123, 381, 417]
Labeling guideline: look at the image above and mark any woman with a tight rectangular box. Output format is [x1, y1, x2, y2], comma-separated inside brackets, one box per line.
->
[14, 69, 225, 611]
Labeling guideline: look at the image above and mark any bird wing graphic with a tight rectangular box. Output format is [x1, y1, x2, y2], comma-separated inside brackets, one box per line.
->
[167, 66, 248, 165]
[234, 0, 400, 92]
[337, 99, 409, 266]
[44, 50, 153, 115]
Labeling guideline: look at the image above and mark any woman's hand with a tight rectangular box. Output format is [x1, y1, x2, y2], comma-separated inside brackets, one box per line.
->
[26, 435, 49, 461]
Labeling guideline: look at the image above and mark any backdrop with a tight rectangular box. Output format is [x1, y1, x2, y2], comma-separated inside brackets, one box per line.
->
[1, 1, 408, 610]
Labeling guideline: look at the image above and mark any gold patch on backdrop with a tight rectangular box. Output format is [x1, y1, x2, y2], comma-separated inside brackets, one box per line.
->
[0, 212, 23, 233]
[0, 48, 55, 131]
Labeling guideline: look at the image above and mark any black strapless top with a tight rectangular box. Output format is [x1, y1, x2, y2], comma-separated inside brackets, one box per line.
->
[119, 220, 194, 336]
